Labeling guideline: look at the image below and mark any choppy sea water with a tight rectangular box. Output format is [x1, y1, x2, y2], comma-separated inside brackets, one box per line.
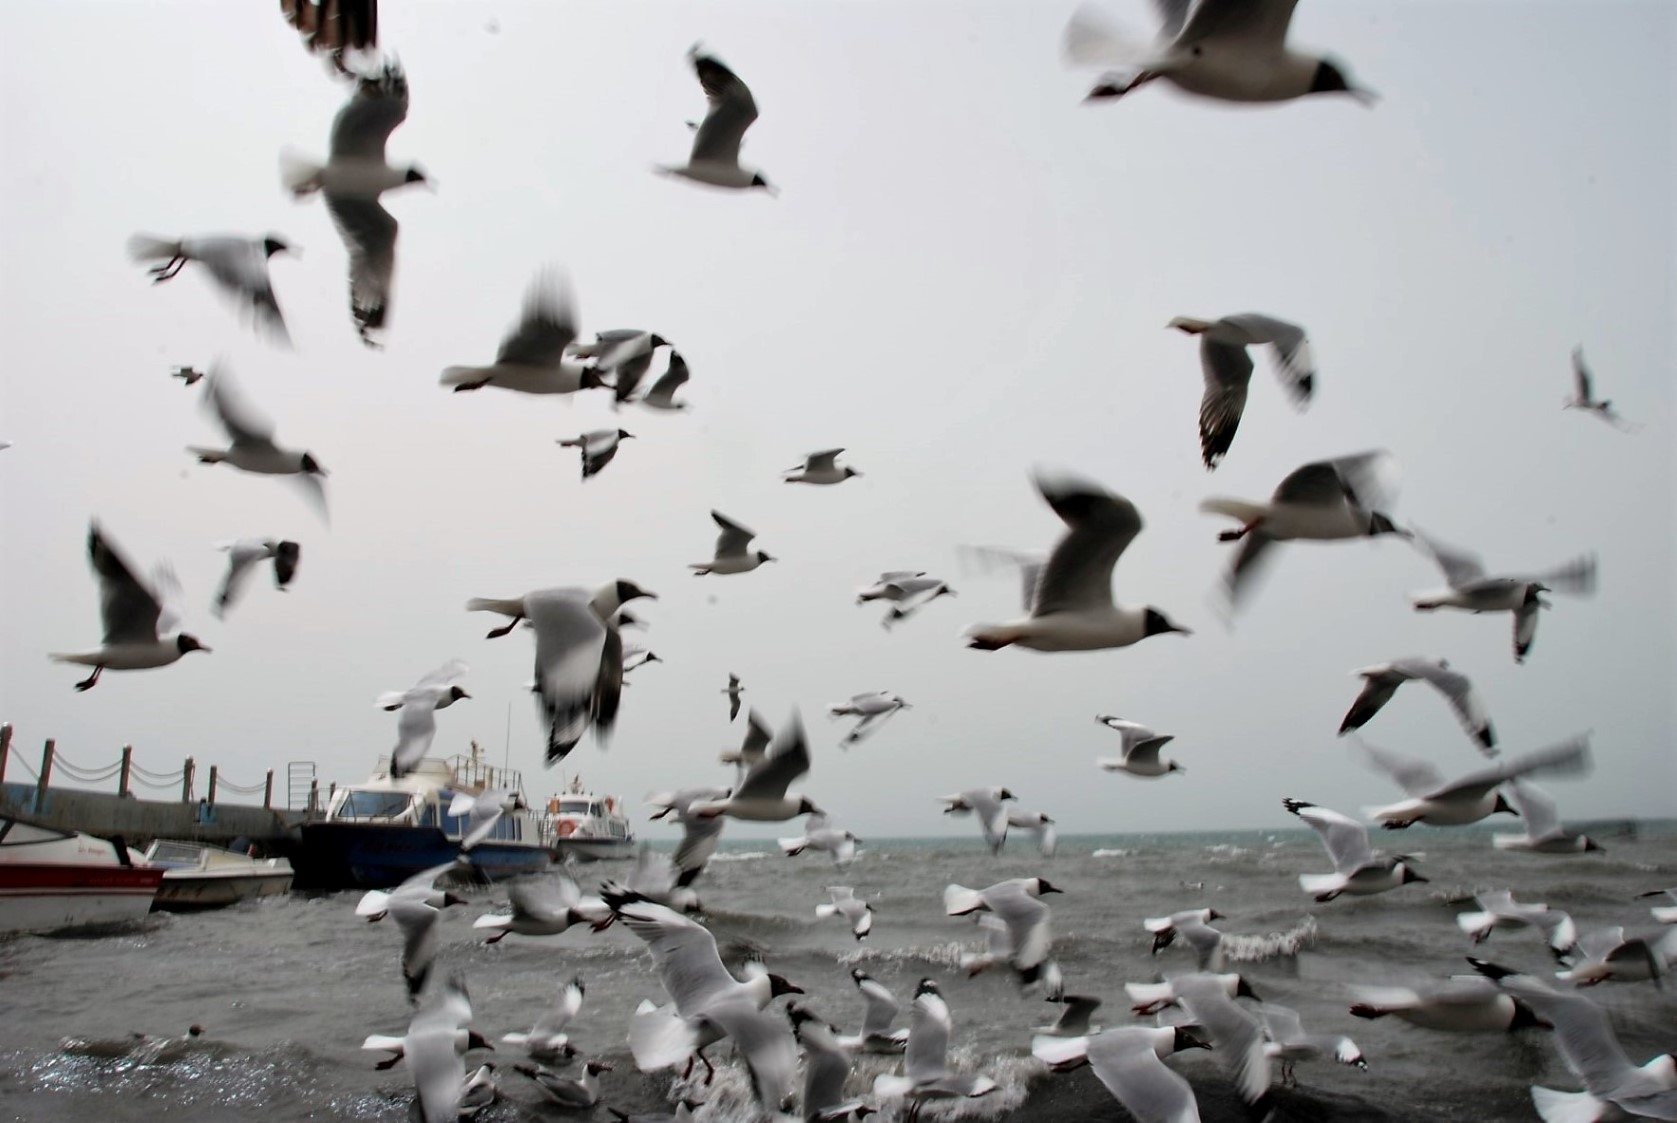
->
[2, 825, 1674, 1122]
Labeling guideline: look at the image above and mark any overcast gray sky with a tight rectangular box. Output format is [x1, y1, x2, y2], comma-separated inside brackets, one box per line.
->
[1, 1, 1670, 839]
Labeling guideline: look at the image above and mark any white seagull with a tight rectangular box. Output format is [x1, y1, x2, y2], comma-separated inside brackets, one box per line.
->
[1256, 1003, 1366, 1087]
[1357, 734, 1591, 830]
[1456, 892, 1578, 960]
[1338, 657, 1496, 753]
[440, 270, 607, 395]
[938, 786, 1016, 854]
[1282, 797, 1427, 901]
[837, 970, 909, 1054]
[281, 59, 428, 346]
[1409, 529, 1598, 664]
[692, 711, 821, 822]
[944, 877, 1063, 990]
[828, 691, 911, 745]
[51, 523, 209, 691]
[189, 366, 329, 522]
[1006, 809, 1059, 858]
[722, 673, 745, 723]
[788, 1005, 873, 1121]
[472, 870, 610, 943]
[1168, 313, 1315, 470]
[517, 1060, 612, 1110]
[1203, 450, 1406, 608]
[501, 976, 585, 1064]
[814, 886, 873, 940]
[658, 48, 774, 193]
[1348, 973, 1548, 1034]
[871, 979, 998, 1120]
[784, 449, 862, 486]
[466, 580, 655, 764]
[212, 538, 300, 619]
[690, 510, 776, 575]
[1565, 346, 1638, 431]
[1033, 1024, 1210, 1122]
[1469, 959, 1677, 1120]
[635, 351, 692, 411]
[1494, 781, 1605, 855]
[1096, 716, 1183, 777]
[779, 814, 860, 866]
[1065, 0, 1375, 106]
[127, 232, 293, 343]
[966, 471, 1190, 651]
[378, 659, 471, 779]
[1637, 889, 1677, 926]
[361, 973, 491, 1123]
[857, 572, 958, 629]
[719, 707, 772, 780]
[355, 859, 470, 922]
[557, 428, 634, 480]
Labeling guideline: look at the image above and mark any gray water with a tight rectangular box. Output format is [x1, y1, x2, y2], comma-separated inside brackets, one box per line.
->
[3, 825, 1674, 1122]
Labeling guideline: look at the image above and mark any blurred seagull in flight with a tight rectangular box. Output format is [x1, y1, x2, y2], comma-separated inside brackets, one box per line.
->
[690, 511, 775, 575]
[1169, 312, 1316, 470]
[1338, 657, 1496, 753]
[127, 233, 294, 344]
[784, 449, 862, 486]
[51, 523, 209, 691]
[188, 366, 330, 522]
[281, 58, 429, 347]
[658, 47, 775, 193]
[441, 270, 608, 395]
[212, 538, 301, 619]
[1065, 0, 1376, 106]
[1565, 346, 1638, 431]
[1409, 529, 1597, 665]
[965, 470, 1190, 651]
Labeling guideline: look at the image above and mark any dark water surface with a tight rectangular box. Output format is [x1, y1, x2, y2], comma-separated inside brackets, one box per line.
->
[3, 826, 1674, 1121]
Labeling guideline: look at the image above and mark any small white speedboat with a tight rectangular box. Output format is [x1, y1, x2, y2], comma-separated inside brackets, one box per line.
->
[142, 840, 293, 911]
[0, 817, 163, 935]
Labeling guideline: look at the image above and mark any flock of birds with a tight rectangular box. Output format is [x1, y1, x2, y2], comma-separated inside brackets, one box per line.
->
[21, 1, 1666, 1122]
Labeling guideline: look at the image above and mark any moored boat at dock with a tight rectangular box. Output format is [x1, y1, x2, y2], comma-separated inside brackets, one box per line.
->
[291, 745, 552, 890]
[543, 775, 635, 862]
[142, 839, 294, 910]
[0, 817, 163, 935]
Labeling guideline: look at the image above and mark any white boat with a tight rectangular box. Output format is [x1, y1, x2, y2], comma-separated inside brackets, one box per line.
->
[142, 840, 294, 911]
[0, 817, 163, 935]
[543, 776, 635, 862]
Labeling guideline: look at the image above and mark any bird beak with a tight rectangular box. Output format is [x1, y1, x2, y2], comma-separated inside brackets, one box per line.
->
[1171, 624, 1192, 636]
[1350, 86, 1380, 107]
[458, 690, 472, 700]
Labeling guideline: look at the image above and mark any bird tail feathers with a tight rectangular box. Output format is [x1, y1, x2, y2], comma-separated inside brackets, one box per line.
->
[943, 884, 985, 916]
[780, 838, 808, 856]
[628, 1001, 697, 1072]
[1298, 872, 1346, 896]
[1200, 497, 1269, 524]
[1031, 1034, 1090, 1070]
[1530, 1087, 1611, 1123]
[126, 233, 180, 262]
[278, 149, 325, 196]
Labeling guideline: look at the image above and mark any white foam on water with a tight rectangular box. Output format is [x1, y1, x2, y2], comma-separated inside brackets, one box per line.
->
[1221, 916, 1318, 962]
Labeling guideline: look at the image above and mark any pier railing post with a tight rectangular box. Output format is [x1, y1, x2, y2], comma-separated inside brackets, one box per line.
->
[207, 765, 219, 805]
[0, 723, 12, 783]
[309, 778, 320, 814]
[118, 745, 133, 798]
[263, 770, 274, 809]
[35, 739, 55, 813]
[182, 756, 194, 802]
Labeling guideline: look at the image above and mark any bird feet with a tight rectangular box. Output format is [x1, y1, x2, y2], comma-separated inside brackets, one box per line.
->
[484, 619, 521, 639]
[73, 666, 103, 691]
[1218, 519, 1262, 543]
[451, 380, 490, 392]
[147, 257, 186, 283]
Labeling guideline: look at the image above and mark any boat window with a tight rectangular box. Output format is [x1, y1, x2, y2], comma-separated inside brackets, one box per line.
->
[558, 799, 591, 815]
[336, 792, 413, 820]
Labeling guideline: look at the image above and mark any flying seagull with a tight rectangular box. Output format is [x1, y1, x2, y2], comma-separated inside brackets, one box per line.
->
[127, 233, 293, 343]
[440, 270, 607, 395]
[1065, 0, 1375, 106]
[279, 0, 378, 76]
[281, 59, 429, 347]
[658, 47, 775, 193]
[1169, 312, 1315, 469]
[690, 511, 776, 575]
[1203, 449, 1406, 609]
[557, 429, 634, 480]
[783, 449, 862, 486]
[51, 523, 209, 691]
[188, 366, 329, 522]
[1338, 657, 1496, 753]
[212, 538, 301, 619]
[1409, 529, 1597, 664]
[378, 659, 471, 778]
[966, 470, 1189, 651]
[1564, 346, 1637, 431]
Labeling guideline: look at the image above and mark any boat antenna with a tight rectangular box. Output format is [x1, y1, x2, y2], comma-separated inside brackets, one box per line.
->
[502, 700, 512, 775]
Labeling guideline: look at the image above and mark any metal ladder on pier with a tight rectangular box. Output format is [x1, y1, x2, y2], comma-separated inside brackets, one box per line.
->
[286, 761, 318, 813]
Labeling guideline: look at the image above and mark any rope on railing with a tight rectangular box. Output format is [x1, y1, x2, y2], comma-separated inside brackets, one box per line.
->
[129, 772, 186, 791]
[130, 763, 185, 782]
[216, 777, 268, 795]
[51, 756, 124, 783]
[9, 755, 39, 782]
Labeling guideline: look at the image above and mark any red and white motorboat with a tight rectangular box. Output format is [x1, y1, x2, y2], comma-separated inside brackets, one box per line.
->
[0, 817, 163, 935]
